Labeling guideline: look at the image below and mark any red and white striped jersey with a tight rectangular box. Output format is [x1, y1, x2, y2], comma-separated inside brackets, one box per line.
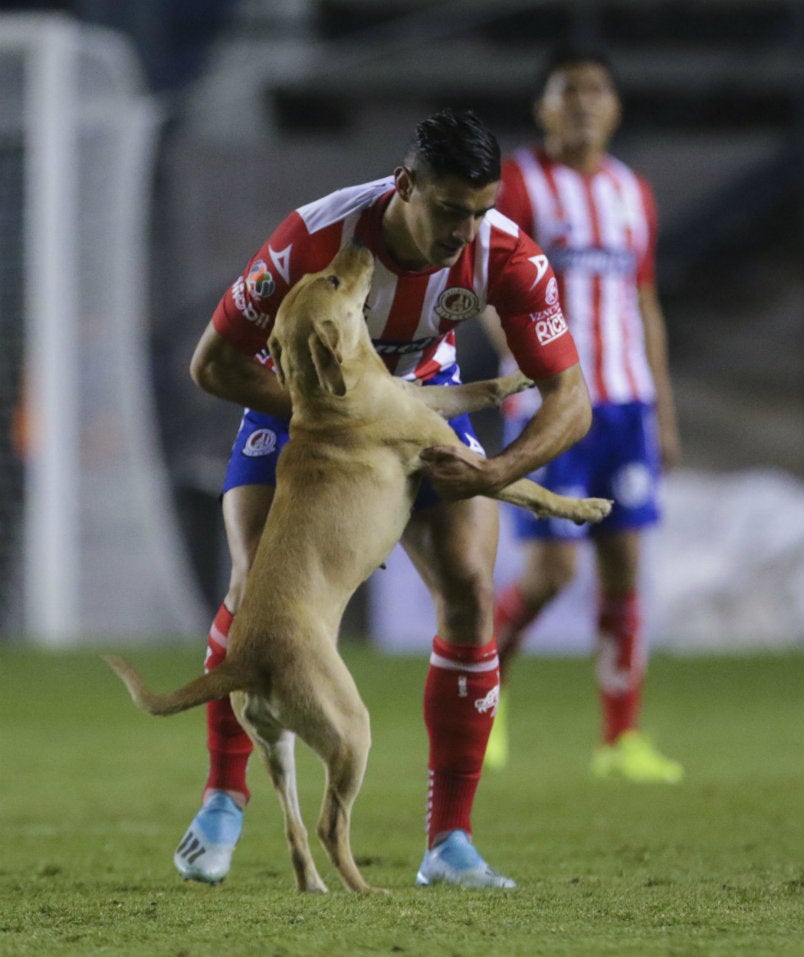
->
[212, 176, 578, 384]
[498, 148, 658, 408]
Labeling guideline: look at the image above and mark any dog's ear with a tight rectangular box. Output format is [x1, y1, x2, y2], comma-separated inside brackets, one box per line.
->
[268, 334, 287, 388]
[308, 320, 346, 397]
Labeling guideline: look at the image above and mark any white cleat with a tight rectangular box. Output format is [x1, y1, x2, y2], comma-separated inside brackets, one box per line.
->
[173, 791, 243, 883]
[415, 829, 516, 889]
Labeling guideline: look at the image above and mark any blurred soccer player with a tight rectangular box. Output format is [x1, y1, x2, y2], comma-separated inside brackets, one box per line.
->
[179, 108, 592, 887]
[484, 46, 683, 782]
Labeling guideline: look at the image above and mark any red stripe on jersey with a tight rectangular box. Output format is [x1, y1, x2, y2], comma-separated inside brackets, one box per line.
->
[378, 274, 431, 376]
[636, 176, 658, 286]
[538, 154, 564, 220]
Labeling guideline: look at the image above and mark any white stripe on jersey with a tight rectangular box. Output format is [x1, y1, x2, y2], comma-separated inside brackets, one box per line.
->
[296, 177, 392, 234]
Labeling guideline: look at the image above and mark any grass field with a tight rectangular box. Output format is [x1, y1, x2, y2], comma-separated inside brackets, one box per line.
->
[0, 643, 802, 957]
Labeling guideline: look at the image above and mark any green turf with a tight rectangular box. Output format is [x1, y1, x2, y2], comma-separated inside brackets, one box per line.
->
[0, 643, 801, 957]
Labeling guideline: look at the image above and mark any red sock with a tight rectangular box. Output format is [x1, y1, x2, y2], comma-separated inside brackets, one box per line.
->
[203, 603, 253, 801]
[423, 635, 500, 847]
[494, 582, 540, 681]
[595, 591, 646, 744]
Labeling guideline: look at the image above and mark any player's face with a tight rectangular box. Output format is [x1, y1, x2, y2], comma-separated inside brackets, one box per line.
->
[395, 168, 500, 270]
[537, 62, 621, 152]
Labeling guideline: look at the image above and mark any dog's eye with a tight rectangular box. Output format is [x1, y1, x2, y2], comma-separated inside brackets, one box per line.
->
[327, 275, 341, 289]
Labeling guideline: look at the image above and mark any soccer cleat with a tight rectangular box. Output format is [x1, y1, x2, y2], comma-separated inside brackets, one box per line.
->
[415, 829, 516, 889]
[173, 791, 244, 883]
[483, 689, 509, 770]
[591, 730, 684, 784]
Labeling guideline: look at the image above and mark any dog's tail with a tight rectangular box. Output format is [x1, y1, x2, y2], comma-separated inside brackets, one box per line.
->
[102, 654, 251, 717]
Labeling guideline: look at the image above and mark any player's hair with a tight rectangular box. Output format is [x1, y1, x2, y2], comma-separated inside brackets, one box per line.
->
[404, 108, 501, 187]
[535, 44, 620, 97]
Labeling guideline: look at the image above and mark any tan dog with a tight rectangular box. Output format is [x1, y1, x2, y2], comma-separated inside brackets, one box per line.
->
[105, 240, 610, 894]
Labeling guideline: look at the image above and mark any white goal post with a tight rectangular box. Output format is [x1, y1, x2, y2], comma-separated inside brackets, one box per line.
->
[0, 14, 207, 643]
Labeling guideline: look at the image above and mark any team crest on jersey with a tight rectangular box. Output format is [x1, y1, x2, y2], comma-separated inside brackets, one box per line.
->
[246, 260, 275, 300]
[435, 287, 480, 321]
[243, 428, 277, 457]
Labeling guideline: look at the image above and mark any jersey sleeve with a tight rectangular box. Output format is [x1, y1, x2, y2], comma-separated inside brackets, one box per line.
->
[487, 221, 579, 380]
[636, 175, 658, 287]
[211, 211, 335, 355]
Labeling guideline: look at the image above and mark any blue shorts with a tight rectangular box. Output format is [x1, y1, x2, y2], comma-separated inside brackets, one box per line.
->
[222, 365, 485, 511]
[506, 401, 661, 541]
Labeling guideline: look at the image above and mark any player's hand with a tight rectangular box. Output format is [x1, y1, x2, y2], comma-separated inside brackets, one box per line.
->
[419, 445, 508, 500]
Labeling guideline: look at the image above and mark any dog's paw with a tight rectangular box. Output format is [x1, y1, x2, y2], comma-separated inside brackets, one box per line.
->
[571, 497, 613, 525]
[549, 496, 613, 525]
[495, 371, 534, 403]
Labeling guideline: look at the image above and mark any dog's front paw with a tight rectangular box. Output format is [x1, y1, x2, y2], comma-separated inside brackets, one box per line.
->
[495, 371, 534, 404]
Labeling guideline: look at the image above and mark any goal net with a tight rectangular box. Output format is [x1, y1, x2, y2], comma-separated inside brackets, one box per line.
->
[0, 14, 207, 644]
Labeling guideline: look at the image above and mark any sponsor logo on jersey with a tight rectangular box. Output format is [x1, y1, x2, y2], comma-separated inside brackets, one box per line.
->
[231, 276, 272, 329]
[435, 287, 481, 321]
[373, 335, 438, 356]
[531, 305, 568, 346]
[544, 276, 559, 305]
[474, 683, 500, 716]
[243, 428, 277, 457]
[547, 245, 636, 276]
[246, 260, 275, 300]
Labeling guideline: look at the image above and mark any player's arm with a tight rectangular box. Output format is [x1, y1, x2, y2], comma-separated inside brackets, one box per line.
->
[479, 305, 511, 362]
[190, 320, 292, 418]
[420, 362, 590, 500]
[638, 282, 681, 470]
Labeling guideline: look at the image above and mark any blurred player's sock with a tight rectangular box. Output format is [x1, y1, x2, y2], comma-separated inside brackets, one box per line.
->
[416, 829, 515, 889]
[596, 591, 645, 743]
[592, 730, 684, 783]
[494, 583, 539, 680]
[483, 687, 509, 770]
[174, 791, 244, 882]
[423, 636, 499, 845]
[204, 603, 252, 801]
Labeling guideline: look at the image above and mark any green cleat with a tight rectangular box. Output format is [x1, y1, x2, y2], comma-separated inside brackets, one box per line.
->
[483, 689, 509, 770]
[592, 730, 684, 784]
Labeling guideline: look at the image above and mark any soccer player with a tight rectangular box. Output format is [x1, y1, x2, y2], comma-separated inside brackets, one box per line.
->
[484, 47, 684, 782]
[178, 109, 591, 888]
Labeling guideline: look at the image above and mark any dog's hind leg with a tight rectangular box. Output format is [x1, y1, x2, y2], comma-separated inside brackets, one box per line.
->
[231, 692, 328, 893]
[296, 656, 384, 893]
[316, 704, 381, 894]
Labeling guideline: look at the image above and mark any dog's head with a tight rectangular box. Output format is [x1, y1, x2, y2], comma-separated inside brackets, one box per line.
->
[269, 240, 375, 400]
